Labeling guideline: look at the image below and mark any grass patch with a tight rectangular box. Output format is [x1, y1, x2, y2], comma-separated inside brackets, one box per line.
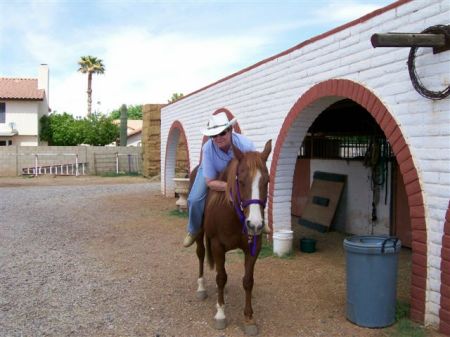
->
[168, 209, 189, 218]
[387, 301, 425, 337]
[389, 319, 425, 337]
[395, 301, 410, 321]
[258, 237, 274, 259]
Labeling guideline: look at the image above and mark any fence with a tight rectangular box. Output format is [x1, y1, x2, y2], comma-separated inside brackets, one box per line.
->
[0, 146, 142, 176]
[94, 153, 141, 175]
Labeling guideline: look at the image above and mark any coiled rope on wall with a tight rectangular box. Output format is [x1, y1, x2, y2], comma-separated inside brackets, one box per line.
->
[407, 25, 450, 100]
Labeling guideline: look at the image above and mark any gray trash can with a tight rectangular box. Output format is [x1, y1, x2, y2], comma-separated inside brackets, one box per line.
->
[343, 235, 401, 328]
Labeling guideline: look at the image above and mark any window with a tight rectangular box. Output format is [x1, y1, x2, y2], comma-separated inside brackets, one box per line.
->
[0, 140, 12, 146]
[0, 102, 5, 123]
[299, 135, 393, 160]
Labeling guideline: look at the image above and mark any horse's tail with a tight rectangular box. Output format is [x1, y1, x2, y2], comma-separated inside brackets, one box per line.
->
[205, 236, 214, 270]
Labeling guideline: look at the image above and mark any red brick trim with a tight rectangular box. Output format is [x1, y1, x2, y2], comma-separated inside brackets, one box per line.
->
[440, 201, 450, 335]
[164, 120, 190, 196]
[269, 78, 426, 323]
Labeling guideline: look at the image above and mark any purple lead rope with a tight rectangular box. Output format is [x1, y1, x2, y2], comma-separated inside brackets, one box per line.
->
[231, 191, 257, 256]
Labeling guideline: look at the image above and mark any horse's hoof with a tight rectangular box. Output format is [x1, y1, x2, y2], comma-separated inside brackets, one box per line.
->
[244, 324, 258, 336]
[214, 318, 227, 330]
[196, 290, 207, 300]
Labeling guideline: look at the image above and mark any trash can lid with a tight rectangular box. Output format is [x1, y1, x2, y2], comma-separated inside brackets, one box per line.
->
[343, 235, 401, 254]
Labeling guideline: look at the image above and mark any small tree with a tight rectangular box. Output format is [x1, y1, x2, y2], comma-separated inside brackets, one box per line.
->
[83, 114, 120, 146]
[109, 104, 142, 120]
[168, 93, 184, 103]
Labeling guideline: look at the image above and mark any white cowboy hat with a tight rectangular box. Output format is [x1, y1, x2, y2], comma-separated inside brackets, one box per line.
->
[201, 112, 237, 137]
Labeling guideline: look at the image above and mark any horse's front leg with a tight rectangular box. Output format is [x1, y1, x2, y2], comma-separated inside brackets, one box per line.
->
[195, 230, 207, 300]
[212, 240, 227, 330]
[242, 239, 261, 336]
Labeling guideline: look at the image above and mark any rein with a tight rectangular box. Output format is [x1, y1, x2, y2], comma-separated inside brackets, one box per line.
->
[231, 168, 267, 256]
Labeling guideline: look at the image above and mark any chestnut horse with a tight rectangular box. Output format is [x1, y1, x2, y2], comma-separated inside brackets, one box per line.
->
[191, 140, 272, 335]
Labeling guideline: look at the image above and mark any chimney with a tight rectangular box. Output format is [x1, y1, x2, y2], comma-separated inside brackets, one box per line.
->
[38, 64, 49, 104]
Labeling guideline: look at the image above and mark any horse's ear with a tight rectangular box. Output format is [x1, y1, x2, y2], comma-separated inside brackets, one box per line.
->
[232, 143, 244, 161]
[261, 139, 272, 162]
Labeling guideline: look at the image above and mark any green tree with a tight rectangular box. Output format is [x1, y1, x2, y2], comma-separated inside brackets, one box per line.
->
[78, 56, 105, 116]
[44, 113, 83, 146]
[168, 93, 184, 103]
[83, 114, 119, 146]
[39, 114, 53, 144]
[109, 104, 142, 120]
[39, 113, 118, 146]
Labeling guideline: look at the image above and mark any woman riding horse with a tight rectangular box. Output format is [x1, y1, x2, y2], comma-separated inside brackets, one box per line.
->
[183, 112, 269, 248]
[183, 112, 272, 335]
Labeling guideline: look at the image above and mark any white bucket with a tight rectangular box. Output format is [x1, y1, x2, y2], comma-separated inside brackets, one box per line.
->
[273, 229, 293, 256]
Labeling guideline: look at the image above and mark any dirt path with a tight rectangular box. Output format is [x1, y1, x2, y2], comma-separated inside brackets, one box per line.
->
[0, 176, 444, 337]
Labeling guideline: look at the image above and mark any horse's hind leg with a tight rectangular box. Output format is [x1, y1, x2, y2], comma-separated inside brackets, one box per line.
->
[195, 230, 207, 300]
[212, 241, 227, 330]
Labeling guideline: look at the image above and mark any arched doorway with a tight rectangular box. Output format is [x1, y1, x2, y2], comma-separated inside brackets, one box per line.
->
[164, 121, 190, 196]
[269, 79, 426, 323]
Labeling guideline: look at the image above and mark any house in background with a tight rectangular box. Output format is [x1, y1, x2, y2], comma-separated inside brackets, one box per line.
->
[0, 64, 50, 146]
[112, 119, 143, 146]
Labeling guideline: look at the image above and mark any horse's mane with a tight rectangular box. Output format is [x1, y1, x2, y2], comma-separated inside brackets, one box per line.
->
[207, 151, 264, 209]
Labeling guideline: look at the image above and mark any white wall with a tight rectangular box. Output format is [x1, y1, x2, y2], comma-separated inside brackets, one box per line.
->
[6, 101, 39, 131]
[3, 100, 48, 146]
[160, 0, 450, 325]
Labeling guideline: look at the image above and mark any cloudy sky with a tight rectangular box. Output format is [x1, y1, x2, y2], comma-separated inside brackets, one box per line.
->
[0, 0, 392, 117]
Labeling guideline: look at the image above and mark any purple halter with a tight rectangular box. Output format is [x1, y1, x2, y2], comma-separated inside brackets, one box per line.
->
[231, 170, 267, 256]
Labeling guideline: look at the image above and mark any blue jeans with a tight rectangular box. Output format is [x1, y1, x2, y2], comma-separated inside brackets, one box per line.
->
[187, 166, 208, 235]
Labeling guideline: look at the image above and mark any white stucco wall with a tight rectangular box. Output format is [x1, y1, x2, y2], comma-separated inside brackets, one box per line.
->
[2, 100, 47, 146]
[160, 0, 450, 325]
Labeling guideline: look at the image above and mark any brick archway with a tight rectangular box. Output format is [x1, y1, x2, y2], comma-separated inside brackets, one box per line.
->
[440, 201, 450, 334]
[164, 120, 190, 196]
[269, 79, 426, 323]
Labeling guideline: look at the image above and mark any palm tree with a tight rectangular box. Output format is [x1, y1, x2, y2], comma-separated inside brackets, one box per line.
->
[78, 56, 105, 116]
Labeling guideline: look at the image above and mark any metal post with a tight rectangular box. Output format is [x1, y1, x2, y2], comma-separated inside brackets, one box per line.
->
[116, 153, 119, 174]
[75, 154, 79, 176]
[128, 154, 131, 173]
[35, 154, 38, 177]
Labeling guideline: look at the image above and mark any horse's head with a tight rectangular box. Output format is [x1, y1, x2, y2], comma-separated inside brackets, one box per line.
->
[230, 139, 272, 236]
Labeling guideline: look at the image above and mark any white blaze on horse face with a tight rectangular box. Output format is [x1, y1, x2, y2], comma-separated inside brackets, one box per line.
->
[247, 170, 263, 233]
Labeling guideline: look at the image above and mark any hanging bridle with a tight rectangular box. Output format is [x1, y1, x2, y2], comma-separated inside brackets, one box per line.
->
[231, 168, 267, 256]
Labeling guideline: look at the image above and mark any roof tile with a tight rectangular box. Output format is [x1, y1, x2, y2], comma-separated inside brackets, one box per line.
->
[0, 78, 44, 100]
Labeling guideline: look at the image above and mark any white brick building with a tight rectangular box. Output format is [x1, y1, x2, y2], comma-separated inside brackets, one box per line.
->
[160, 0, 450, 332]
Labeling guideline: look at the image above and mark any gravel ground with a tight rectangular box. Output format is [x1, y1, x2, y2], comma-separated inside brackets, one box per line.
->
[0, 176, 444, 337]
